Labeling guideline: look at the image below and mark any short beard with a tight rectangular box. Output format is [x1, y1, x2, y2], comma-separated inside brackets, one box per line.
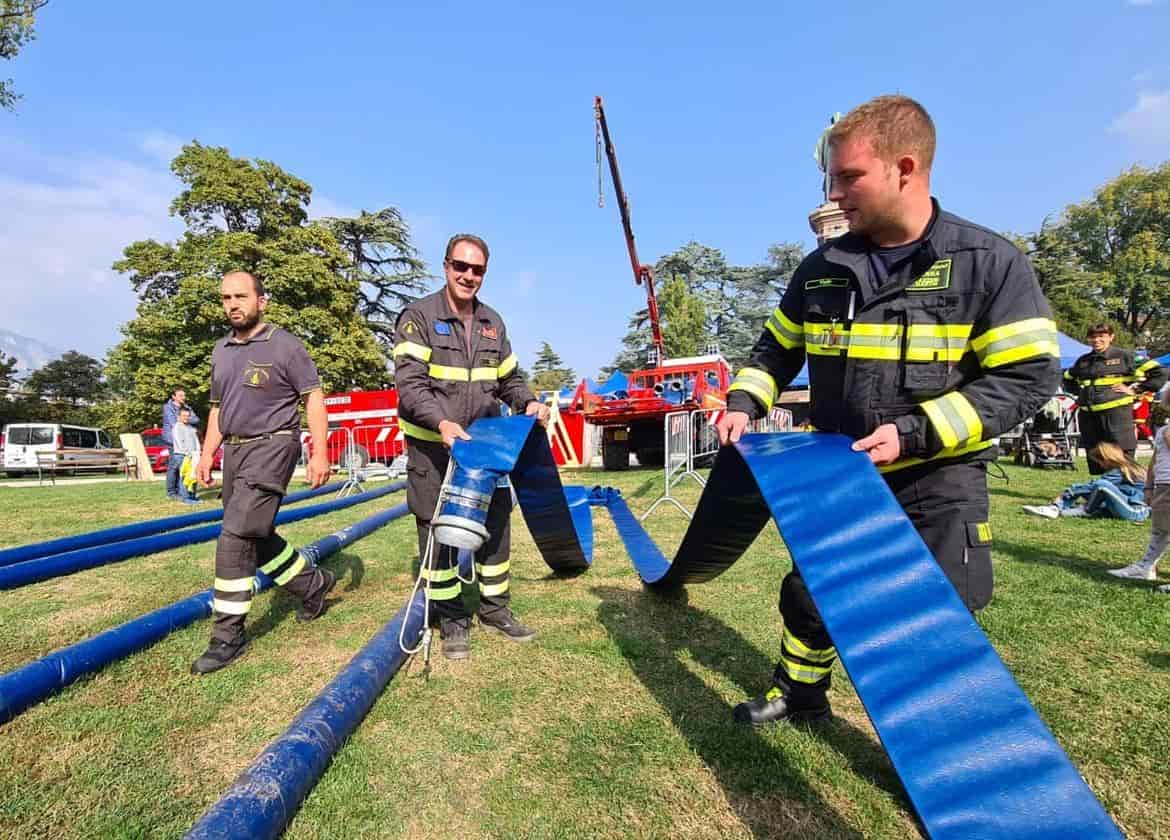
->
[231, 311, 261, 334]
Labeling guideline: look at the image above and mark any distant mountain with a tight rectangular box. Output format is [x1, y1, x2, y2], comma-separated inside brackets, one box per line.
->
[0, 329, 66, 377]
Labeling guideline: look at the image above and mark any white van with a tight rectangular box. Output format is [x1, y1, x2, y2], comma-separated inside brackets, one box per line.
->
[2, 423, 115, 477]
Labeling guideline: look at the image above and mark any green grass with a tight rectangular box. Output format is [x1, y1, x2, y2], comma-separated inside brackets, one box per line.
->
[0, 462, 1167, 839]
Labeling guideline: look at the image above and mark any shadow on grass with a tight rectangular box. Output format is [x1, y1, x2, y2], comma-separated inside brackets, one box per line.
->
[592, 585, 909, 840]
[247, 554, 355, 639]
[334, 550, 366, 591]
[995, 538, 1140, 585]
[1144, 651, 1170, 670]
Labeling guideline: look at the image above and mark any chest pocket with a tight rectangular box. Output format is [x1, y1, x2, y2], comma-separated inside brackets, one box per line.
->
[898, 295, 966, 395]
[474, 348, 502, 393]
[803, 281, 852, 356]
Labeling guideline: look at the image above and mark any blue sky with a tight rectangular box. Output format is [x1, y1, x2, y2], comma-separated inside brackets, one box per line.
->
[1, 0, 1168, 380]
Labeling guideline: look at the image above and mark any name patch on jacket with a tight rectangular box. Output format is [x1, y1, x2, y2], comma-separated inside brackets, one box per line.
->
[481, 326, 498, 340]
[907, 259, 952, 292]
[434, 321, 451, 335]
[805, 277, 849, 291]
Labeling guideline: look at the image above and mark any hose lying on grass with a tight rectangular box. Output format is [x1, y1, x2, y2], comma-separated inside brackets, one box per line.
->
[0, 502, 410, 724]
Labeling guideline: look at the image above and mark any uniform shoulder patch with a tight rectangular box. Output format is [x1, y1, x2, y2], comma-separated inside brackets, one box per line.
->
[907, 259, 952, 292]
[804, 277, 849, 291]
[434, 321, 451, 335]
[404, 321, 415, 335]
[482, 325, 498, 340]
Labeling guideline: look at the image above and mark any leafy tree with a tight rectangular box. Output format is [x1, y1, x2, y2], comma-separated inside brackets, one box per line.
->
[0, 0, 47, 111]
[531, 341, 575, 392]
[317, 208, 432, 350]
[657, 274, 706, 358]
[25, 351, 106, 406]
[103, 142, 387, 431]
[0, 350, 18, 390]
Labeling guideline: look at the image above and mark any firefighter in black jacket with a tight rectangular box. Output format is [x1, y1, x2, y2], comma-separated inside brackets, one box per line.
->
[1064, 323, 1165, 474]
[393, 233, 550, 661]
[717, 95, 1061, 726]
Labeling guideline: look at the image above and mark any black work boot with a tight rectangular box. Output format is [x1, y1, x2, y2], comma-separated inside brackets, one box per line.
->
[296, 567, 337, 623]
[733, 685, 831, 727]
[440, 616, 471, 660]
[478, 607, 537, 642]
[190, 637, 249, 675]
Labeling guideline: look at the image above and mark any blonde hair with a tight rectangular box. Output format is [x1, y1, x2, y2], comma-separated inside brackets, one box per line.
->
[1092, 442, 1144, 483]
[829, 94, 936, 171]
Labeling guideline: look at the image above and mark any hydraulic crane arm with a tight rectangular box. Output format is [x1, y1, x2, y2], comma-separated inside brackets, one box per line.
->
[595, 95, 665, 364]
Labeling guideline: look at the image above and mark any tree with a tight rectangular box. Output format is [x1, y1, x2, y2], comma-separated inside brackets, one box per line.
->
[1028, 165, 1170, 346]
[24, 351, 106, 406]
[0, 350, 18, 391]
[103, 142, 387, 431]
[657, 274, 706, 358]
[530, 341, 576, 392]
[317, 208, 432, 350]
[1, 0, 48, 111]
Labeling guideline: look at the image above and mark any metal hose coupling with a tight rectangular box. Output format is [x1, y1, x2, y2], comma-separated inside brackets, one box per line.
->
[431, 463, 500, 551]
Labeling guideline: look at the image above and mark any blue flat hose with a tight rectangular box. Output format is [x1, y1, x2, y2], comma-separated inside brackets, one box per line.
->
[0, 482, 405, 590]
[185, 589, 427, 840]
[0, 503, 410, 724]
[604, 431, 1120, 839]
[0, 482, 344, 568]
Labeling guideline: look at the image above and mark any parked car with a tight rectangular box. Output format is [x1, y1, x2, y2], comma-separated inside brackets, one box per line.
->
[2, 423, 116, 477]
[140, 426, 223, 474]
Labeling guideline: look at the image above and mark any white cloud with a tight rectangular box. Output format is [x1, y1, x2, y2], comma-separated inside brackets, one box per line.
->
[0, 135, 181, 360]
[1109, 89, 1170, 147]
[139, 131, 185, 165]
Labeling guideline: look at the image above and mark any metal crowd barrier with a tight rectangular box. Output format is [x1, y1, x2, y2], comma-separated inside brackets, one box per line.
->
[327, 425, 407, 497]
[641, 406, 793, 523]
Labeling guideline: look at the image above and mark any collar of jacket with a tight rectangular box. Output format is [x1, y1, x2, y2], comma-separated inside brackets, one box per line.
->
[436, 291, 492, 322]
[819, 198, 947, 304]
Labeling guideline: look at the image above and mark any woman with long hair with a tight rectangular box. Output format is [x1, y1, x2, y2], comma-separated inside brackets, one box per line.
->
[1022, 442, 1150, 522]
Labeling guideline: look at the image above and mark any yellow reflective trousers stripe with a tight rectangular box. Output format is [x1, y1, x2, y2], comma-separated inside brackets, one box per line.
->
[476, 559, 510, 577]
[480, 580, 509, 597]
[214, 576, 256, 593]
[212, 598, 252, 615]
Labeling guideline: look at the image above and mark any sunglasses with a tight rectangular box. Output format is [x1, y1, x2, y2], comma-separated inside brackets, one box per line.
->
[448, 259, 486, 277]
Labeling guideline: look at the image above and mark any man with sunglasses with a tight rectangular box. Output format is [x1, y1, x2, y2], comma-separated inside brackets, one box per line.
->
[393, 233, 550, 660]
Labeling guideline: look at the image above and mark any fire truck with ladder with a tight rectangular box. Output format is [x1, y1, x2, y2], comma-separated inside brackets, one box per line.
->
[565, 97, 733, 470]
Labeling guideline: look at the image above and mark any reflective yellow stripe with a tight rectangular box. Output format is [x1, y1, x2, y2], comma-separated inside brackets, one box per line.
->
[905, 323, 971, 362]
[212, 598, 251, 615]
[475, 559, 510, 577]
[1063, 369, 1074, 380]
[782, 628, 836, 663]
[273, 553, 307, 586]
[399, 419, 442, 442]
[970, 318, 1059, 368]
[879, 439, 995, 473]
[728, 367, 777, 411]
[976, 522, 993, 543]
[426, 582, 461, 601]
[766, 308, 804, 349]
[498, 353, 519, 377]
[1082, 376, 1131, 386]
[779, 653, 832, 684]
[480, 580, 509, 597]
[921, 391, 984, 449]
[214, 576, 256, 593]
[1137, 359, 1160, 376]
[429, 364, 470, 381]
[470, 367, 497, 382]
[259, 543, 296, 575]
[392, 341, 432, 362]
[421, 565, 459, 582]
[1087, 396, 1135, 412]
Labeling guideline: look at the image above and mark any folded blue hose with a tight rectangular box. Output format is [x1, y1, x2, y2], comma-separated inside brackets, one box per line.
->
[185, 589, 427, 839]
[604, 431, 1121, 839]
[0, 482, 342, 568]
[0, 482, 406, 591]
[0, 503, 410, 724]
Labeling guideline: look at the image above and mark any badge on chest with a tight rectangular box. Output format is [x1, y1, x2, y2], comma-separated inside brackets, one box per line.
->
[434, 321, 451, 336]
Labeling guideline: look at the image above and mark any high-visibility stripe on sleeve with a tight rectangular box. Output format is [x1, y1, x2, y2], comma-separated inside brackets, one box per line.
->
[970, 317, 1059, 369]
[392, 341, 432, 362]
[765, 307, 804, 349]
[1087, 396, 1135, 412]
[1136, 359, 1161, 379]
[399, 419, 443, 442]
[212, 598, 252, 615]
[728, 367, 778, 411]
[497, 353, 518, 377]
[214, 576, 256, 593]
[921, 391, 984, 449]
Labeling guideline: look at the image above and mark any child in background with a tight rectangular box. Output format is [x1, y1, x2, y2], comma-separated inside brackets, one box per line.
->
[171, 406, 203, 505]
[1109, 393, 1170, 591]
[1022, 443, 1149, 522]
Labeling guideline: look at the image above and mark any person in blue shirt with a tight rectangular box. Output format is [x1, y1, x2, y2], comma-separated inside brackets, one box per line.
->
[1022, 443, 1149, 522]
[162, 387, 199, 499]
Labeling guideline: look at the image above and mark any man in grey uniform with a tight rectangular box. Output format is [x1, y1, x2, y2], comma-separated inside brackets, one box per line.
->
[191, 270, 336, 675]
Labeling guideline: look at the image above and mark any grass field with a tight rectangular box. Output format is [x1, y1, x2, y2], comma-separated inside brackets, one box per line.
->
[0, 460, 1168, 839]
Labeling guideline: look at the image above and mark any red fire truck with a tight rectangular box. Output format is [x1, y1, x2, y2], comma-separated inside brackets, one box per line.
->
[567, 97, 732, 470]
[320, 389, 405, 468]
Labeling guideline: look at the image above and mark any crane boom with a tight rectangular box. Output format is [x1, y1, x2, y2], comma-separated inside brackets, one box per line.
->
[594, 95, 665, 364]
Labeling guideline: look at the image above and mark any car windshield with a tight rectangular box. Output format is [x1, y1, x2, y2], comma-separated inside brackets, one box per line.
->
[7, 427, 54, 445]
[142, 435, 166, 447]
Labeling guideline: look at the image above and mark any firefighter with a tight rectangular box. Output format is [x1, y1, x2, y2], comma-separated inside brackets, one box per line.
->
[393, 233, 550, 661]
[716, 95, 1061, 726]
[1064, 324, 1165, 474]
[191, 271, 336, 675]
